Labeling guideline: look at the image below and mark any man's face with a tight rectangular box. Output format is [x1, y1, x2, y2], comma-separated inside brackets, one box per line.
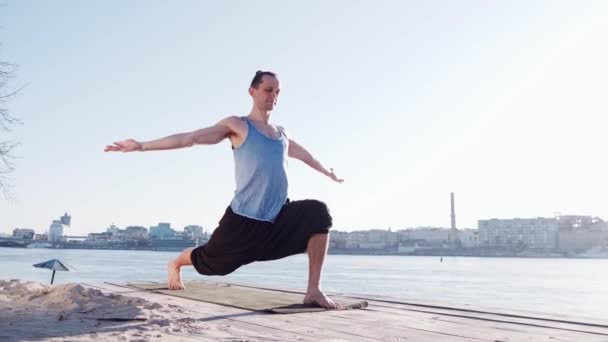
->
[249, 75, 280, 111]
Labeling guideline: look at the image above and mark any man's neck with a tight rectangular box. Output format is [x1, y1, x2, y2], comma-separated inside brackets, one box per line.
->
[248, 108, 271, 124]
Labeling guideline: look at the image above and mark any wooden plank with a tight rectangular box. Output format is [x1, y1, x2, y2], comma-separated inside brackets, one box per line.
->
[93, 282, 478, 341]
[334, 305, 602, 342]
[361, 300, 608, 337]
[88, 282, 372, 341]
[239, 310, 489, 342]
[350, 302, 608, 342]
[100, 282, 493, 341]
[350, 293, 608, 327]
[190, 279, 608, 333]
[88, 282, 608, 342]
[126, 280, 608, 338]
[221, 280, 608, 328]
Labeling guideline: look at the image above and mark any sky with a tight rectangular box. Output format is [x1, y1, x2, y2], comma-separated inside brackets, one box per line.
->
[1, 1, 607, 235]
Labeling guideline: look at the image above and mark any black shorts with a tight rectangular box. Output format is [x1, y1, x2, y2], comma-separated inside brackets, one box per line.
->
[190, 199, 333, 276]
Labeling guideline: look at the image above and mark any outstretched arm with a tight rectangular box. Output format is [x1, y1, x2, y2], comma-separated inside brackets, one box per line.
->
[104, 117, 238, 152]
[288, 139, 343, 183]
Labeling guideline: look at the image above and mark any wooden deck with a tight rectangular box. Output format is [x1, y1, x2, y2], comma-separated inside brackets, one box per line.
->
[86, 281, 608, 342]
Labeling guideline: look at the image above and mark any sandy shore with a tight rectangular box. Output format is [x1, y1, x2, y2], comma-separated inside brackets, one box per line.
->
[5, 278, 604, 342]
[0, 279, 235, 341]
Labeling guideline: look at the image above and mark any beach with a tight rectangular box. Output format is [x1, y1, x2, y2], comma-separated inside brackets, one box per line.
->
[0, 280, 231, 341]
[3, 278, 608, 342]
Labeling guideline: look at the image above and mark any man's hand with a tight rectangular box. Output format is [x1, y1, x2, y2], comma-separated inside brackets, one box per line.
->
[104, 139, 143, 152]
[329, 168, 344, 184]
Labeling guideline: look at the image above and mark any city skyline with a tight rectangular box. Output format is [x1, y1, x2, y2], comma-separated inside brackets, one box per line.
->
[5, 206, 606, 237]
[2, 2, 608, 235]
[6, 212, 605, 259]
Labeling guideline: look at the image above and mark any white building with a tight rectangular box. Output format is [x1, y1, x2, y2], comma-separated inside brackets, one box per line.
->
[557, 215, 608, 252]
[328, 230, 348, 249]
[398, 228, 450, 245]
[13, 228, 35, 240]
[478, 218, 558, 249]
[346, 231, 368, 248]
[150, 222, 175, 238]
[458, 229, 479, 248]
[87, 232, 112, 241]
[125, 226, 148, 240]
[184, 225, 205, 239]
[48, 220, 65, 242]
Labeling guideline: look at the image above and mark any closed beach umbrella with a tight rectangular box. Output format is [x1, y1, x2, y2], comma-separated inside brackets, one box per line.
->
[33, 259, 71, 284]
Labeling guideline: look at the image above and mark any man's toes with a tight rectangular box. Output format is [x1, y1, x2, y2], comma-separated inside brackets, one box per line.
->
[327, 300, 339, 310]
[168, 282, 182, 290]
[327, 298, 341, 309]
[319, 297, 338, 309]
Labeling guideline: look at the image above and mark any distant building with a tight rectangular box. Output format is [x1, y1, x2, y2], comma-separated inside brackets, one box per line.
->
[87, 232, 112, 241]
[458, 229, 479, 248]
[329, 230, 348, 249]
[478, 218, 558, 249]
[387, 228, 399, 246]
[125, 226, 148, 240]
[34, 233, 48, 241]
[557, 215, 608, 252]
[106, 224, 120, 235]
[399, 228, 450, 246]
[105, 224, 144, 241]
[111, 229, 127, 240]
[60, 213, 71, 226]
[49, 220, 65, 242]
[184, 225, 204, 239]
[397, 240, 430, 253]
[346, 231, 368, 248]
[150, 223, 175, 239]
[557, 215, 604, 230]
[358, 241, 387, 249]
[13, 228, 35, 240]
[365, 229, 395, 249]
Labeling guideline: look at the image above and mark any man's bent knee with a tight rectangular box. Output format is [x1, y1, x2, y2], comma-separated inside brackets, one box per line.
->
[194, 264, 240, 276]
[304, 199, 333, 229]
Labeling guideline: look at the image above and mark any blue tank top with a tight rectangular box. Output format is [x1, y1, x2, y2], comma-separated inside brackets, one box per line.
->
[229, 117, 289, 222]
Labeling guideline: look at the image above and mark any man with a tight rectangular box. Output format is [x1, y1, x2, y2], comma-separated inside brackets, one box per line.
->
[105, 71, 343, 309]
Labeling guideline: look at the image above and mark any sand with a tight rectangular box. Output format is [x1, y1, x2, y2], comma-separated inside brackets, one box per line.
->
[0, 279, 232, 341]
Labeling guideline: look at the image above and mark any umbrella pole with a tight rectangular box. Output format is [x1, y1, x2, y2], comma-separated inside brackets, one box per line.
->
[51, 270, 56, 284]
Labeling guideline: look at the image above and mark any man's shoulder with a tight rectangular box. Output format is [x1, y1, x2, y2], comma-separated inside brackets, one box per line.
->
[276, 124, 289, 139]
[217, 115, 247, 134]
[219, 115, 246, 126]
[221, 115, 245, 123]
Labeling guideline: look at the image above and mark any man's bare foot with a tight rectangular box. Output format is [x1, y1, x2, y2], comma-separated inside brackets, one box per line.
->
[167, 261, 185, 290]
[303, 290, 341, 310]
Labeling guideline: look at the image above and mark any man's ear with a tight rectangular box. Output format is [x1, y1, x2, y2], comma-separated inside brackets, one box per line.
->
[248, 87, 254, 96]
